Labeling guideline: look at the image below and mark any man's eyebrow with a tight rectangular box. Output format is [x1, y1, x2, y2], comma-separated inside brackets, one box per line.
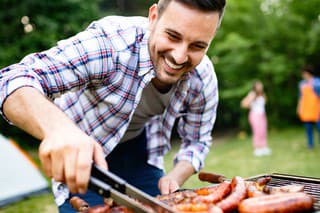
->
[165, 28, 181, 37]
[165, 28, 209, 47]
[193, 41, 209, 48]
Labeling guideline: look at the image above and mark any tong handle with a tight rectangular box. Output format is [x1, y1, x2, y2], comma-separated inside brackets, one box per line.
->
[91, 163, 126, 194]
[89, 177, 111, 198]
[198, 171, 227, 183]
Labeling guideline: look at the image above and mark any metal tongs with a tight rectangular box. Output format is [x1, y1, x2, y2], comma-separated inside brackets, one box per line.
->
[89, 163, 177, 213]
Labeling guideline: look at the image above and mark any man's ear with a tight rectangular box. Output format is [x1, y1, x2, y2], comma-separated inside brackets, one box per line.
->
[148, 4, 158, 30]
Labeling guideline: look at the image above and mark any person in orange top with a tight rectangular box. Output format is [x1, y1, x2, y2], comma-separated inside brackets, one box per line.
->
[297, 65, 320, 149]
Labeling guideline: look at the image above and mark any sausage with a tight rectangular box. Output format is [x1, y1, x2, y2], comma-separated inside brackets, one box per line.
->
[263, 184, 305, 194]
[70, 196, 89, 212]
[247, 184, 268, 198]
[194, 185, 215, 196]
[157, 190, 197, 205]
[238, 192, 314, 213]
[108, 206, 134, 213]
[198, 171, 226, 183]
[173, 203, 223, 213]
[245, 176, 272, 197]
[208, 205, 223, 213]
[173, 202, 209, 212]
[255, 176, 272, 188]
[86, 205, 110, 213]
[192, 181, 231, 203]
[215, 176, 247, 212]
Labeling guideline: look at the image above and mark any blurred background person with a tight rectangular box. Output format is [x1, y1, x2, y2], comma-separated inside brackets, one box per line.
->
[241, 80, 271, 156]
[297, 65, 320, 149]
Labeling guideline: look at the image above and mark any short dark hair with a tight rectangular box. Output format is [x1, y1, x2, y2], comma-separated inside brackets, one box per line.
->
[301, 64, 315, 75]
[157, 0, 226, 19]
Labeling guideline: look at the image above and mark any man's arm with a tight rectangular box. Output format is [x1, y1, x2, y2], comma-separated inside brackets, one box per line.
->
[3, 87, 107, 194]
[158, 160, 195, 194]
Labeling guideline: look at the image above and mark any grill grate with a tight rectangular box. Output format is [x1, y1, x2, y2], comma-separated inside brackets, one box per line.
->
[246, 173, 320, 211]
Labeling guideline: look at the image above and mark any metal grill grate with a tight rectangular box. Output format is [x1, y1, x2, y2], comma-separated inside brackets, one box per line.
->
[246, 173, 320, 211]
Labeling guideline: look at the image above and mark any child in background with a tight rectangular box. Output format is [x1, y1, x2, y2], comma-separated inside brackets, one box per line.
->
[241, 80, 272, 156]
[297, 65, 320, 149]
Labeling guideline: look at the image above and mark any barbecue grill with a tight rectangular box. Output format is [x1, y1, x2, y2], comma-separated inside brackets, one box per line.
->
[80, 168, 320, 212]
[246, 173, 320, 212]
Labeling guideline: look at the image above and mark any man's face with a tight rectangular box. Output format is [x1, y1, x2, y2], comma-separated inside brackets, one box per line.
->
[148, 1, 220, 86]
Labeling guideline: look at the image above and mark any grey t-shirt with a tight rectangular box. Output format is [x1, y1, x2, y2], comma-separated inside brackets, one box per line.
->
[120, 82, 175, 142]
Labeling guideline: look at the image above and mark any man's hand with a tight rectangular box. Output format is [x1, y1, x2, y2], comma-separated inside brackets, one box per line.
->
[158, 175, 180, 194]
[158, 160, 195, 194]
[39, 127, 107, 194]
[3, 87, 107, 194]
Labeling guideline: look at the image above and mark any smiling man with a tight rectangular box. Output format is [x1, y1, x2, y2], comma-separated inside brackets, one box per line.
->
[0, 0, 226, 212]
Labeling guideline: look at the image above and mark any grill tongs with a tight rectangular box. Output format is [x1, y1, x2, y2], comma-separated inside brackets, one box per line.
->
[89, 163, 177, 213]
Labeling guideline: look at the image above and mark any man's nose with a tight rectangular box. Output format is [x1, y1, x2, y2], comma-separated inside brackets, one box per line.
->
[172, 44, 188, 65]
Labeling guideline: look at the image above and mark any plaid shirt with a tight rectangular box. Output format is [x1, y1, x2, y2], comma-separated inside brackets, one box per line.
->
[0, 16, 218, 203]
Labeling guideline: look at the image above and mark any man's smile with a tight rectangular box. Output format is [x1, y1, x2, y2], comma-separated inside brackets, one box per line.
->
[164, 57, 184, 70]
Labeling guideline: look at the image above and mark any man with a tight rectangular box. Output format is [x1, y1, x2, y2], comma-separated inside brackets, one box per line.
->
[0, 0, 225, 211]
[297, 65, 320, 149]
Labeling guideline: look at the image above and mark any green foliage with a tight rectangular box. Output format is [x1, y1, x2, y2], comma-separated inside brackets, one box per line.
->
[0, 0, 102, 67]
[0, 0, 103, 146]
[210, 0, 320, 130]
[101, 0, 156, 15]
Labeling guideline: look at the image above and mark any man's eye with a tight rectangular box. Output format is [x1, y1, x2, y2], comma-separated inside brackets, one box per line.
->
[192, 44, 206, 50]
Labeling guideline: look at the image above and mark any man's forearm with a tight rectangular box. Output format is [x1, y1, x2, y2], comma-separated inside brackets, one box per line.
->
[3, 87, 77, 140]
[167, 160, 195, 186]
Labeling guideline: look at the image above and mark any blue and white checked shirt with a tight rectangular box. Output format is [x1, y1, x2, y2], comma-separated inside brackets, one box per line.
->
[0, 16, 218, 203]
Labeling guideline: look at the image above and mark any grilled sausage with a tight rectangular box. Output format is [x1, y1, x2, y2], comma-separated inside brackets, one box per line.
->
[157, 190, 198, 205]
[70, 196, 89, 212]
[173, 203, 223, 213]
[198, 171, 226, 183]
[255, 176, 272, 188]
[192, 181, 231, 203]
[247, 184, 268, 198]
[238, 192, 314, 213]
[245, 176, 271, 198]
[108, 206, 134, 213]
[208, 205, 224, 213]
[173, 202, 209, 212]
[216, 176, 247, 212]
[263, 184, 305, 194]
[86, 205, 110, 213]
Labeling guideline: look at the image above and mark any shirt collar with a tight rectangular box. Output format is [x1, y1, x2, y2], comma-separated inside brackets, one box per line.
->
[138, 30, 154, 77]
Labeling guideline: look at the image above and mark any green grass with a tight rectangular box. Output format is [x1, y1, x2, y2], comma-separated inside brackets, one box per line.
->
[1, 127, 319, 212]
[168, 127, 320, 189]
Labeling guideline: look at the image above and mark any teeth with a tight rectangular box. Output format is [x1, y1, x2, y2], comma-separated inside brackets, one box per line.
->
[165, 58, 183, 70]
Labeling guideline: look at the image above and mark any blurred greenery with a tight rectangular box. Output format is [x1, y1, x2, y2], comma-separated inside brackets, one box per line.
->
[211, 0, 320, 130]
[0, 0, 104, 147]
[0, 1, 320, 145]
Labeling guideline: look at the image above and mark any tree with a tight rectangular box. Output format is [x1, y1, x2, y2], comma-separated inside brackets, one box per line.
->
[0, 0, 103, 146]
[0, 0, 102, 67]
[209, 0, 320, 130]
